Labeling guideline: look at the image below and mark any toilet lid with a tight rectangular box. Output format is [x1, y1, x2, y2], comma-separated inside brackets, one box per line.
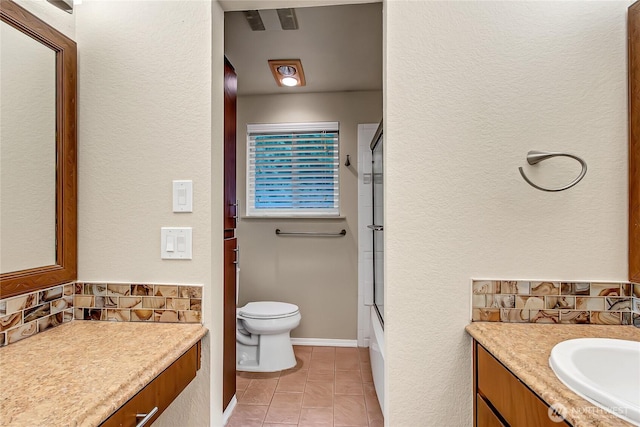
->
[238, 301, 299, 319]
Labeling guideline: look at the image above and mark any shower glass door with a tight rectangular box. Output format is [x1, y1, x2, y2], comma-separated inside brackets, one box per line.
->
[370, 126, 384, 326]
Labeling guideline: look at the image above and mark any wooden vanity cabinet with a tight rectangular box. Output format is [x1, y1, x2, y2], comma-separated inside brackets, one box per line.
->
[473, 341, 571, 427]
[101, 341, 201, 427]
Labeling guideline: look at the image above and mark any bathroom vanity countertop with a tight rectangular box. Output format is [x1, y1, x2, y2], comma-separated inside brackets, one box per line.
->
[466, 322, 640, 427]
[0, 321, 208, 426]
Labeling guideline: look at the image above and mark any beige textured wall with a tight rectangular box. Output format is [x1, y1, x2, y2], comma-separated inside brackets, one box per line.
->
[75, 1, 222, 425]
[385, 1, 630, 426]
[236, 91, 382, 340]
[14, 0, 75, 39]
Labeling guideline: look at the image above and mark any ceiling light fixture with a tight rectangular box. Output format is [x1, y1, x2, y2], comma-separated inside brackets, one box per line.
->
[268, 59, 306, 88]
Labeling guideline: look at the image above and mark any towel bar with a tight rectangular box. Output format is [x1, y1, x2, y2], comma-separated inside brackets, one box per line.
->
[275, 229, 346, 237]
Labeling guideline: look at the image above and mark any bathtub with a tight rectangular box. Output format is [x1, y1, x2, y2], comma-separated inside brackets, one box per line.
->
[369, 307, 385, 416]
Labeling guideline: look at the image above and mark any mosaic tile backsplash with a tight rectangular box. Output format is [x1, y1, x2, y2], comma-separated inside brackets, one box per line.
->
[0, 282, 203, 347]
[74, 282, 202, 324]
[0, 283, 75, 346]
[472, 280, 640, 327]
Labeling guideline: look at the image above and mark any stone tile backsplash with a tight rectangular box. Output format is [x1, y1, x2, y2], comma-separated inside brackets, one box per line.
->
[0, 281, 203, 347]
[74, 282, 202, 324]
[0, 283, 74, 346]
[472, 280, 640, 327]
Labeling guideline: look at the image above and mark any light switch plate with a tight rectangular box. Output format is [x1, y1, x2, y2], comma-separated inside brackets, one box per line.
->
[173, 180, 193, 212]
[161, 227, 192, 259]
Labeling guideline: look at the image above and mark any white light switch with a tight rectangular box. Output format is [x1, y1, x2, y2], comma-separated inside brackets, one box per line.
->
[172, 180, 193, 212]
[161, 227, 192, 259]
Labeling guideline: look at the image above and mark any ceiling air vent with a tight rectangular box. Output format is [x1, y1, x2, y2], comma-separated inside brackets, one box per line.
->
[243, 10, 265, 31]
[277, 8, 299, 30]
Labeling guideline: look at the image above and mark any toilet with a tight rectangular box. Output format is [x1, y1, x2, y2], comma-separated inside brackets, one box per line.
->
[236, 301, 301, 372]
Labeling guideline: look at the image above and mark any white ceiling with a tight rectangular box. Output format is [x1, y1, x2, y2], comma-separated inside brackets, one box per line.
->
[219, 0, 378, 13]
[224, 2, 382, 96]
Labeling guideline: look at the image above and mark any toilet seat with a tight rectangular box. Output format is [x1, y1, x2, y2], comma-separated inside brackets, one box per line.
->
[238, 301, 299, 319]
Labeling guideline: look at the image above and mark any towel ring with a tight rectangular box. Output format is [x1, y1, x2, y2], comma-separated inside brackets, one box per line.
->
[518, 150, 587, 192]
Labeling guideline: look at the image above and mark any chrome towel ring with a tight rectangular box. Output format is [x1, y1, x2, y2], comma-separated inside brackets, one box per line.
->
[518, 150, 587, 192]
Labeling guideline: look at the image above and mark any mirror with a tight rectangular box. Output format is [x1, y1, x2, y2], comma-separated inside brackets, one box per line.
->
[1, 21, 57, 273]
[0, 0, 77, 299]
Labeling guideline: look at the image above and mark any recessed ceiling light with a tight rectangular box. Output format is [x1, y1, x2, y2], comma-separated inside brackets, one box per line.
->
[277, 65, 296, 77]
[268, 59, 306, 88]
[281, 77, 299, 87]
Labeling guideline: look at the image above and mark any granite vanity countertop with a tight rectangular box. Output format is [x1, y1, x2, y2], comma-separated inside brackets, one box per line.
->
[466, 323, 640, 427]
[0, 321, 208, 427]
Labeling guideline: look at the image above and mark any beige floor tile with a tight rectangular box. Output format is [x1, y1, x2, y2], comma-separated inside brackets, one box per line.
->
[335, 347, 358, 356]
[228, 404, 268, 423]
[335, 354, 360, 370]
[238, 370, 281, 379]
[360, 364, 373, 383]
[233, 346, 383, 427]
[236, 375, 251, 392]
[334, 395, 368, 426]
[227, 419, 263, 427]
[310, 357, 335, 371]
[312, 346, 336, 356]
[363, 383, 383, 419]
[271, 392, 303, 407]
[277, 369, 309, 393]
[264, 404, 302, 424]
[335, 379, 364, 395]
[335, 369, 362, 383]
[368, 405, 384, 425]
[294, 352, 312, 370]
[281, 363, 306, 375]
[294, 345, 313, 354]
[311, 349, 336, 364]
[241, 378, 278, 405]
[308, 368, 335, 382]
[302, 381, 334, 408]
[299, 407, 334, 426]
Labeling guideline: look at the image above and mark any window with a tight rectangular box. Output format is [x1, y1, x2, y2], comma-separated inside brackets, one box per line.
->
[246, 122, 340, 217]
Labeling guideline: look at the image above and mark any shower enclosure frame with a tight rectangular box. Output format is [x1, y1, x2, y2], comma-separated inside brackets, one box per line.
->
[370, 122, 384, 327]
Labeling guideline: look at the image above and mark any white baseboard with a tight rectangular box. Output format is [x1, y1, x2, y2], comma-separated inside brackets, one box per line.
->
[290, 338, 358, 347]
[222, 395, 237, 426]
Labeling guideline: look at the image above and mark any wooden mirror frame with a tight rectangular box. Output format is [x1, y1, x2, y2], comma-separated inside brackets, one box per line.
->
[0, 0, 77, 299]
[631, 1, 639, 282]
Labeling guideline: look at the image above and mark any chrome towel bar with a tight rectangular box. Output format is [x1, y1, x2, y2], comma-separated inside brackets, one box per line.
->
[519, 150, 587, 192]
[275, 229, 346, 237]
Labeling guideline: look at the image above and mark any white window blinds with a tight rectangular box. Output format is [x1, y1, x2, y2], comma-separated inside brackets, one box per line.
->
[247, 122, 340, 217]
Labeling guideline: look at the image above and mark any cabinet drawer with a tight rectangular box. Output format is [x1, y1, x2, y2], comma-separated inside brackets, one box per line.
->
[476, 343, 569, 427]
[476, 393, 505, 427]
[101, 341, 200, 427]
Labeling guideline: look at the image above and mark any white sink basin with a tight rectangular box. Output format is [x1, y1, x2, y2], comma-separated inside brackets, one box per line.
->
[549, 338, 640, 426]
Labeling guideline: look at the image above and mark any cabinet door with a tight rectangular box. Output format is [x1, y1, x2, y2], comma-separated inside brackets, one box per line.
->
[223, 237, 237, 409]
[101, 342, 199, 427]
[476, 344, 569, 427]
[476, 394, 505, 427]
[224, 57, 237, 231]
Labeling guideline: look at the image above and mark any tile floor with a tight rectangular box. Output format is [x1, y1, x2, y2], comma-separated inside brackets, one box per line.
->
[229, 346, 384, 427]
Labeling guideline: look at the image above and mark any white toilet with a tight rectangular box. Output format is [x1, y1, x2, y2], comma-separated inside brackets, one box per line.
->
[236, 301, 301, 372]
